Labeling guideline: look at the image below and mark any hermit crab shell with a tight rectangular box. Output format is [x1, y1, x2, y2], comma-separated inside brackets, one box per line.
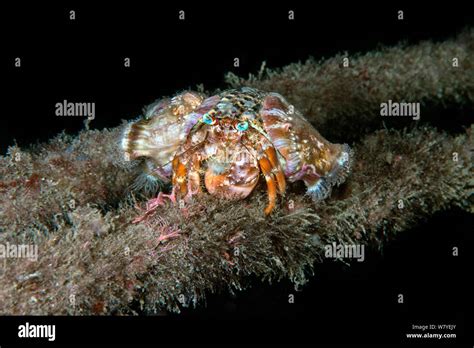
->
[260, 93, 352, 200]
[121, 91, 205, 179]
[121, 87, 353, 214]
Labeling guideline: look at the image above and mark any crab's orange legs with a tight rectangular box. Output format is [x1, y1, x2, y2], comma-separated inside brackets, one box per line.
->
[264, 147, 286, 195]
[259, 156, 278, 215]
[172, 157, 188, 197]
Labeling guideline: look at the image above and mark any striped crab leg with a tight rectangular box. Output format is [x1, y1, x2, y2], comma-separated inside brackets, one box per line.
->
[172, 156, 188, 198]
[258, 156, 278, 215]
[264, 146, 286, 195]
[258, 146, 287, 215]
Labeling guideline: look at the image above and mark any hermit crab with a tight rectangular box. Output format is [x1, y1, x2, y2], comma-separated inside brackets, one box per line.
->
[122, 87, 353, 215]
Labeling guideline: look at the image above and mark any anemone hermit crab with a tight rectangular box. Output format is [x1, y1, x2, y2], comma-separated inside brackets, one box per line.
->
[122, 87, 353, 215]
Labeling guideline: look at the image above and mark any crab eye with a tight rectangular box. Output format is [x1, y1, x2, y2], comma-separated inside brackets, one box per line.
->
[236, 121, 249, 132]
[202, 113, 214, 125]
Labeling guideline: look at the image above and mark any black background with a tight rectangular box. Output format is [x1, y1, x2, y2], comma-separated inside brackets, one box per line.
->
[1, 1, 473, 345]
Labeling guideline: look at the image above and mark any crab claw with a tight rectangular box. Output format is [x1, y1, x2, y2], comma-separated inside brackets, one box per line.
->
[204, 168, 259, 200]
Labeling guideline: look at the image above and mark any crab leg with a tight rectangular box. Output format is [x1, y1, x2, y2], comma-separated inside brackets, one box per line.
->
[264, 146, 286, 195]
[258, 156, 278, 215]
[172, 156, 188, 197]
